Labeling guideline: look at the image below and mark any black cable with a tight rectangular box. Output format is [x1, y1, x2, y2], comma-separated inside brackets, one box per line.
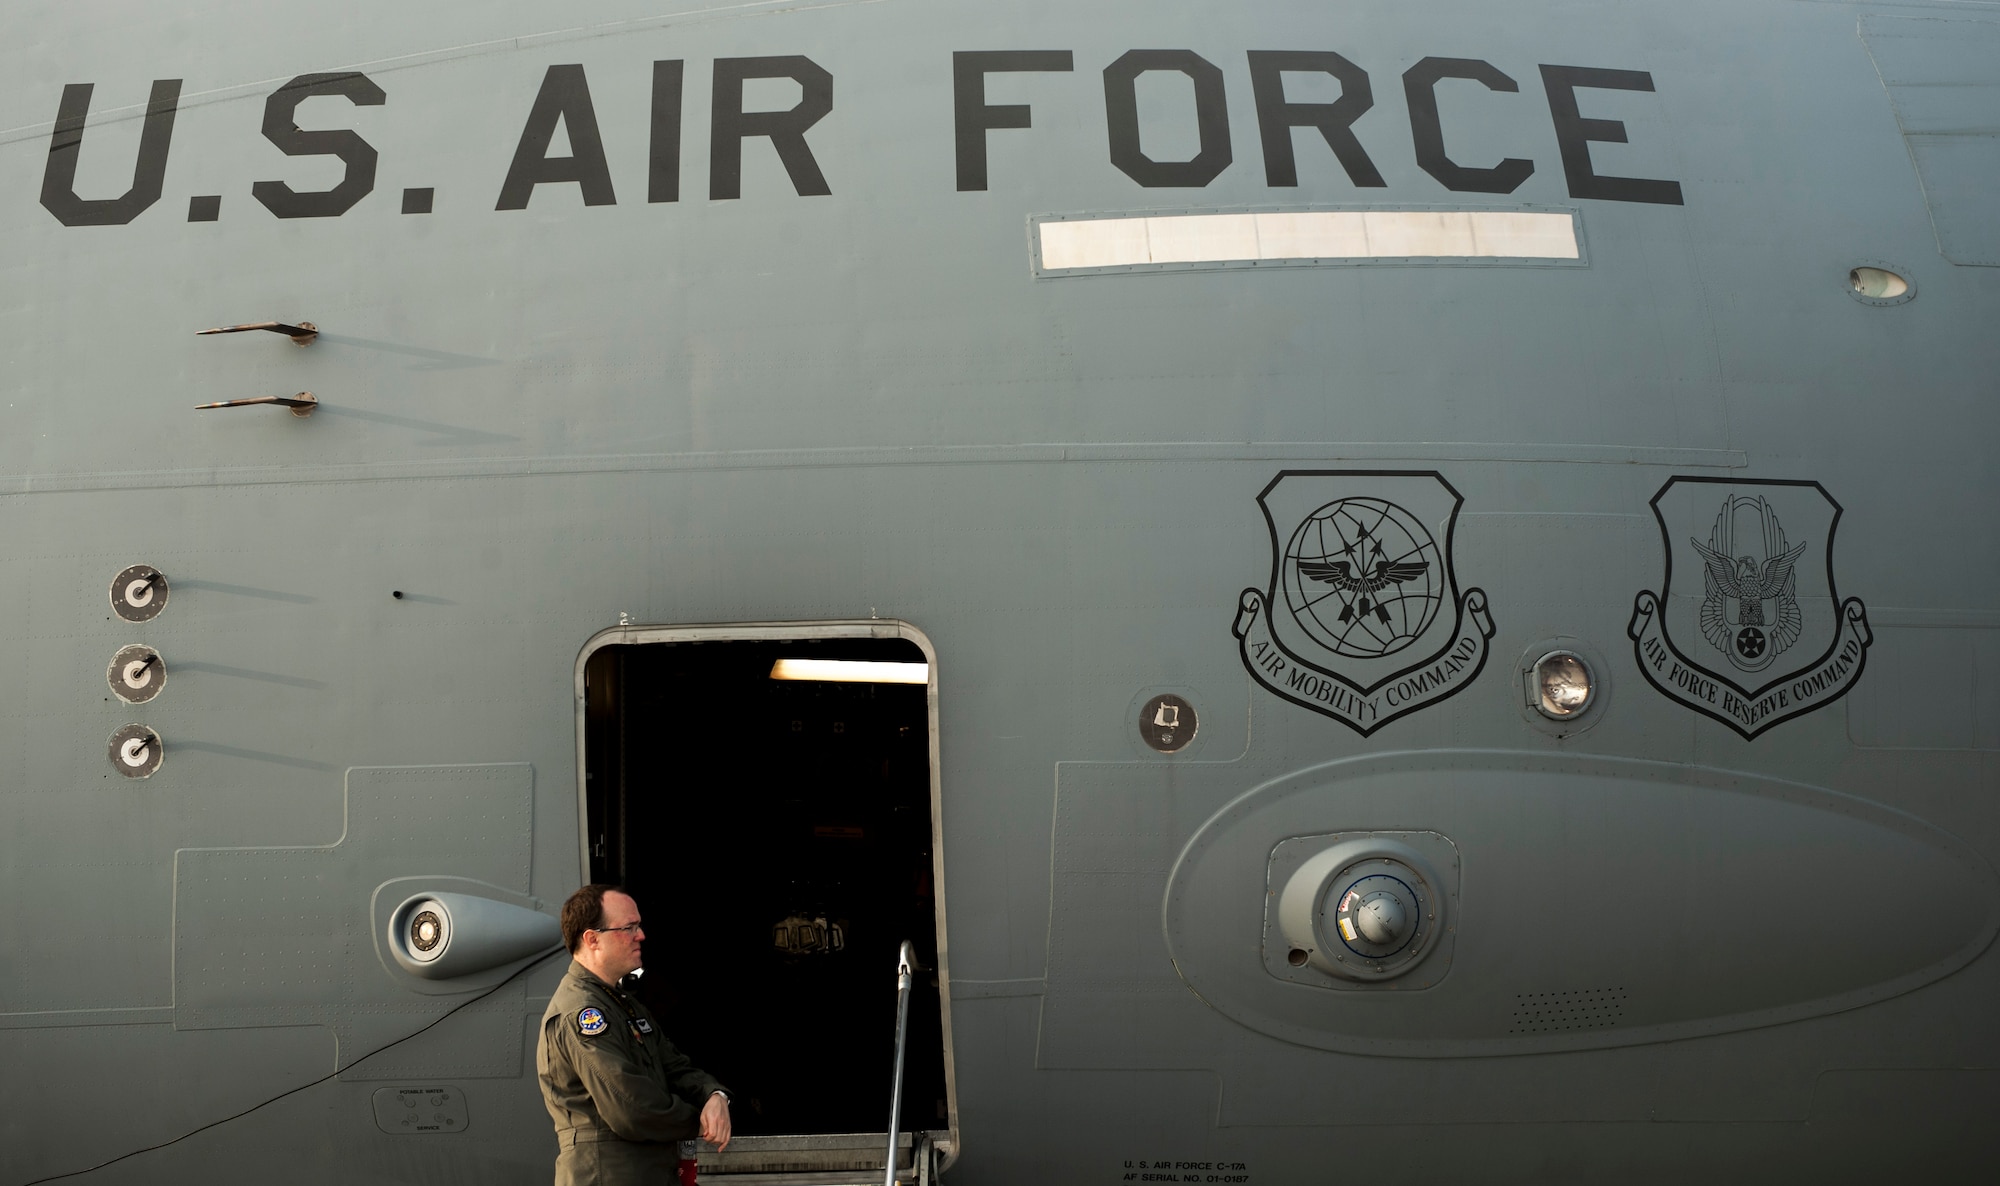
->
[16, 947, 567, 1186]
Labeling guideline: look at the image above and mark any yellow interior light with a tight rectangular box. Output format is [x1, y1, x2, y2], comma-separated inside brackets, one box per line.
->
[768, 658, 928, 684]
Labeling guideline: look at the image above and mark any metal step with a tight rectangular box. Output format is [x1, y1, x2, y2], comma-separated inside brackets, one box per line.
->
[692, 1158, 934, 1183]
[693, 1131, 943, 1184]
[696, 1175, 894, 1186]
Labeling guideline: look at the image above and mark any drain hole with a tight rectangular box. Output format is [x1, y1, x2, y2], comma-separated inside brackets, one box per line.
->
[1509, 986, 1628, 1034]
[1286, 948, 1310, 967]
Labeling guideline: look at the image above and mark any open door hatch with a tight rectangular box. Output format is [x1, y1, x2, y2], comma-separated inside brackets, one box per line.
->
[578, 623, 955, 1183]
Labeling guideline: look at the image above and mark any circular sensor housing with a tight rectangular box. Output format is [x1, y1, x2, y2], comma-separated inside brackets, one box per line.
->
[1277, 838, 1445, 982]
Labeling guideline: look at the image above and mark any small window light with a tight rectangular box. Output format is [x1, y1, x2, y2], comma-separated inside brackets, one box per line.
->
[1846, 263, 1915, 305]
[1849, 266, 1908, 300]
[769, 658, 928, 684]
[1532, 651, 1594, 719]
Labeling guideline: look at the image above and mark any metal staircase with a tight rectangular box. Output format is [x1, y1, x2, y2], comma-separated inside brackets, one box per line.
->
[693, 1131, 944, 1185]
[691, 943, 945, 1185]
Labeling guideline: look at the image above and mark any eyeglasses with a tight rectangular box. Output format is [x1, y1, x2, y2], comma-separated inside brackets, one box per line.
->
[591, 923, 644, 937]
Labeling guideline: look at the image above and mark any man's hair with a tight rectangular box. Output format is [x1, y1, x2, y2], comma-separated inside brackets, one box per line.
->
[561, 883, 627, 953]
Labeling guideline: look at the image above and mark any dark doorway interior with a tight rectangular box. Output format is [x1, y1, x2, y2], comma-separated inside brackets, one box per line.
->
[582, 636, 945, 1137]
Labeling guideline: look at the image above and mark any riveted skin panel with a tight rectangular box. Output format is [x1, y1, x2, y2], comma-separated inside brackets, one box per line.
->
[172, 765, 538, 1081]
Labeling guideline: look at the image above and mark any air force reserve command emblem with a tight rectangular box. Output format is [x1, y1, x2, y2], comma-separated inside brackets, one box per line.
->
[1628, 477, 1871, 738]
[1233, 471, 1496, 736]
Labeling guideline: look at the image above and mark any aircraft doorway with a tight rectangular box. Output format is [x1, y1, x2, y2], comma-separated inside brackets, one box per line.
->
[577, 625, 952, 1157]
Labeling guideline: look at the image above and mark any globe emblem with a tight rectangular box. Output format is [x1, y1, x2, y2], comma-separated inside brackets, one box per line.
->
[1282, 498, 1447, 659]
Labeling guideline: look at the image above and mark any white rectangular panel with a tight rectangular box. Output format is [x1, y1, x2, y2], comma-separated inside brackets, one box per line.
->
[1036, 217, 1150, 270]
[1252, 211, 1370, 259]
[1362, 209, 1477, 257]
[1036, 209, 1581, 273]
[1144, 213, 1261, 263]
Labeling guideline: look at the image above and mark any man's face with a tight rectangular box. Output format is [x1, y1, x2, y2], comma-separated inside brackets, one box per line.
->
[590, 891, 646, 979]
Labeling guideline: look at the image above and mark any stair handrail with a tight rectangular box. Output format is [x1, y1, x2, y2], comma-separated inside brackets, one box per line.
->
[883, 940, 916, 1186]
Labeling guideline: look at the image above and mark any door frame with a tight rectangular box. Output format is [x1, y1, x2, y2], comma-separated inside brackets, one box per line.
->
[572, 618, 958, 1164]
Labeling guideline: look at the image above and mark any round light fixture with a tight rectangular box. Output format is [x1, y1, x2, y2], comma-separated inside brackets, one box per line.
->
[1532, 650, 1594, 719]
[411, 910, 444, 952]
[1846, 262, 1915, 306]
[1849, 266, 1908, 300]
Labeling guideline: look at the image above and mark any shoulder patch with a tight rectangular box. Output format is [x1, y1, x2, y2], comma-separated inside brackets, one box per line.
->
[577, 1007, 608, 1036]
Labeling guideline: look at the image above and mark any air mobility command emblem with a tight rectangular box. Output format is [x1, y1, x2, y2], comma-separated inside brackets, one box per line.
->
[1628, 477, 1871, 738]
[1233, 471, 1496, 736]
[577, 1007, 608, 1036]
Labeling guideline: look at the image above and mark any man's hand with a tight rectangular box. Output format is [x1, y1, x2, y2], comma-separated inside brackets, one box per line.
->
[700, 1092, 732, 1150]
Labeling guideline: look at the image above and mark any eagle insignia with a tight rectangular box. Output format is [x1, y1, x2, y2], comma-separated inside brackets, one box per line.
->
[1233, 470, 1494, 736]
[1296, 530, 1432, 627]
[1629, 478, 1871, 739]
[1691, 495, 1807, 671]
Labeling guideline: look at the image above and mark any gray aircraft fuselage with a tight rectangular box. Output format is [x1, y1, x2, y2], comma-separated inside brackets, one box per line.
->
[3, 1, 1997, 1183]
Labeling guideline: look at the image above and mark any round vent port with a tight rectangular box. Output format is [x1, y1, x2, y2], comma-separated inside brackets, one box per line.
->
[109, 565, 169, 622]
[108, 724, 164, 779]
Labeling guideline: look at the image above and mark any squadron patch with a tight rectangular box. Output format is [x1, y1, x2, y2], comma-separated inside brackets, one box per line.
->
[1233, 470, 1496, 736]
[1628, 477, 1871, 738]
[576, 1007, 608, 1036]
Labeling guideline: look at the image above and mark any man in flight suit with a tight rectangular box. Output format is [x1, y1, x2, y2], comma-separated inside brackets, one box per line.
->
[539, 884, 732, 1185]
